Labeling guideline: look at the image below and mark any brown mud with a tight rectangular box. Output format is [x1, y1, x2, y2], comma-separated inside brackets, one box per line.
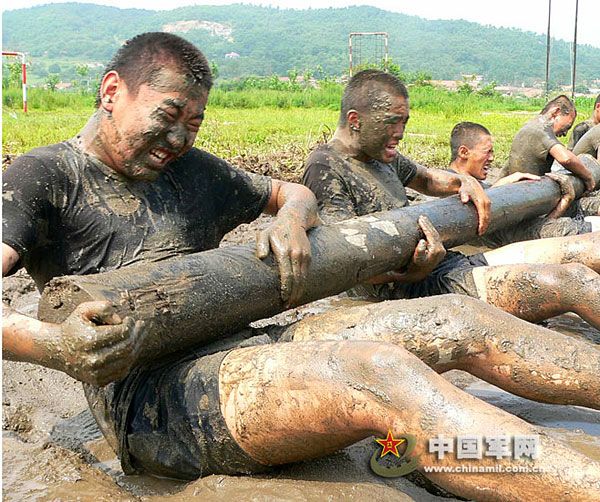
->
[229, 145, 311, 184]
[4, 225, 600, 501]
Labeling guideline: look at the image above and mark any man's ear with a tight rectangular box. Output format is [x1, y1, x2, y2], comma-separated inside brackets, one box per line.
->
[347, 110, 361, 131]
[548, 105, 562, 120]
[458, 144, 470, 159]
[99, 70, 121, 112]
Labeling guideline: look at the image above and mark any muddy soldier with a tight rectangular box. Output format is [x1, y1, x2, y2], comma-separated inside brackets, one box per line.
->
[505, 94, 600, 217]
[303, 70, 600, 329]
[2, 34, 600, 501]
[505, 95, 594, 182]
[448, 121, 599, 245]
[568, 93, 600, 150]
[573, 123, 600, 160]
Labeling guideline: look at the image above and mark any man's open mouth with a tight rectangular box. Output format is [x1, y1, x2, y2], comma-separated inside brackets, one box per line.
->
[385, 144, 398, 156]
[148, 148, 175, 168]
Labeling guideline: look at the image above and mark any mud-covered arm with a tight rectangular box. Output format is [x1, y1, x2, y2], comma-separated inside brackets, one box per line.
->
[549, 144, 595, 191]
[407, 165, 491, 234]
[2, 245, 145, 386]
[256, 180, 320, 307]
[366, 215, 446, 285]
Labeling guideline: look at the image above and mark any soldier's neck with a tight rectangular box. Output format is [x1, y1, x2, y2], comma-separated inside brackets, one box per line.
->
[331, 128, 370, 163]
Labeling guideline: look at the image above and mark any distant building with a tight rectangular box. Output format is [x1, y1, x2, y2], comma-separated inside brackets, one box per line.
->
[277, 75, 318, 87]
[461, 74, 484, 85]
[55, 82, 73, 91]
[495, 85, 542, 98]
[430, 80, 459, 91]
[225, 52, 240, 59]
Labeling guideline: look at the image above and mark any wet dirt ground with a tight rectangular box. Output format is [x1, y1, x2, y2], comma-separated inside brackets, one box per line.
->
[3, 224, 600, 501]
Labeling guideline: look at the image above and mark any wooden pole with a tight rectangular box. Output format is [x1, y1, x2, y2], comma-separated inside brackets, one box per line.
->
[39, 157, 600, 364]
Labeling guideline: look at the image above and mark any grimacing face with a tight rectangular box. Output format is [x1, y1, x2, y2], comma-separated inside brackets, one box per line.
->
[465, 134, 494, 180]
[356, 91, 409, 164]
[553, 111, 576, 137]
[104, 67, 208, 181]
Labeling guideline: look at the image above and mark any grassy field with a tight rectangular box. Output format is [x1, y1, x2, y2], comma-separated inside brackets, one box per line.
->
[4, 86, 593, 181]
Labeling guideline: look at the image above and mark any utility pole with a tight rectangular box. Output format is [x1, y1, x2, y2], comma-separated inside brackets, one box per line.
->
[571, 0, 579, 100]
[545, 0, 551, 97]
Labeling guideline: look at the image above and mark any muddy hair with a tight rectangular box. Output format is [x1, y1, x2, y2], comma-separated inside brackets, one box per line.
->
[541, 94, 576, 116]
[339, 69, 408, 126]
[95, 32, 213, 107]
[450, 122, 491, 162]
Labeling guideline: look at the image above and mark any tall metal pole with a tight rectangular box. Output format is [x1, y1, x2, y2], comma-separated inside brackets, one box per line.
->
[571, 0, 579, 100]
[545, 0, 552, 97]
[2, 51, 27, 113]
[348, 34, 353, 76]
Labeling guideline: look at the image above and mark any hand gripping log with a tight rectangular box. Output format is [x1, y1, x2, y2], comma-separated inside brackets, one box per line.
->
[38, 155, 600, 364]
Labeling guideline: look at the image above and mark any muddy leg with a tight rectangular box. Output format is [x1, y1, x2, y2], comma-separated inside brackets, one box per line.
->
[283, 295, 600, 409]
[484, 231, 600, 272]
[472, 263, 600, 329]
[219, 340, 600, 501]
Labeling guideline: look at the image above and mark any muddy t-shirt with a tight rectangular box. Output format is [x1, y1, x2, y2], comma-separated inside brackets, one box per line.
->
[2, 140, 271, 290]
[572, 124, 600, 158]
[568, 119, 595, 150]
[303, 141, 418, 223]
[506, 116, 561, 176]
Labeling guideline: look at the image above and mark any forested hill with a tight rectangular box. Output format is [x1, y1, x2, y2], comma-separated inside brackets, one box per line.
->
[3, 2, 599, 85]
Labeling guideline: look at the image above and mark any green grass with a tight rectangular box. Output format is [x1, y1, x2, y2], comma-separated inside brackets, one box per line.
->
[3, 86, 590, 178]
[3, 86, 95, 111]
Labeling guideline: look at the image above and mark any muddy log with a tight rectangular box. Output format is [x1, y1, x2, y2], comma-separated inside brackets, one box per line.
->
[39, 156, 600, 363]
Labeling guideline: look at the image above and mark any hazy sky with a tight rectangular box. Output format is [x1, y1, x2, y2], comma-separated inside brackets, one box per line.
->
[4, 0, 599, 48]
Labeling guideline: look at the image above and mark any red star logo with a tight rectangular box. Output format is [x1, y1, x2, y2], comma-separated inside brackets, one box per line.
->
[375, 430, 406, 458]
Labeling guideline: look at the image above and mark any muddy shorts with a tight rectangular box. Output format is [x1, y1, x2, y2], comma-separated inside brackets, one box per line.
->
[85, 329, 282, 480]
[574, 190, 600, 217]
[390, 251, 488, 300]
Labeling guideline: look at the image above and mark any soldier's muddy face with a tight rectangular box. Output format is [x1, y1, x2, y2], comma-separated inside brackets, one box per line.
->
[105, 67, 208, 181]
[465, 134, 494, 180]
[553, 111, 576, 138]
[356, 92, 409, 164]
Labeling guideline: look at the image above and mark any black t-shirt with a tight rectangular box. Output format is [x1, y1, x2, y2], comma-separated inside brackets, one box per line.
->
[3, 140, 271, 290]
[303, 141, 418, 223]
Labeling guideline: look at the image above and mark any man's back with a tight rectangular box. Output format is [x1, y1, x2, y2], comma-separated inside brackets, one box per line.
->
[506, 116, 560, 175]
[567, 118, 595, 150]
[573, 124, 600, 158]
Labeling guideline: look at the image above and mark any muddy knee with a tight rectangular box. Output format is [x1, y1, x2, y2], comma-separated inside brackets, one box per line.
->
[219, 341, 432, 463]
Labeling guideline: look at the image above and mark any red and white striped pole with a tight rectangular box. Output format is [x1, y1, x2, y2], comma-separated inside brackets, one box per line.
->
[2, 51, 28, 113]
